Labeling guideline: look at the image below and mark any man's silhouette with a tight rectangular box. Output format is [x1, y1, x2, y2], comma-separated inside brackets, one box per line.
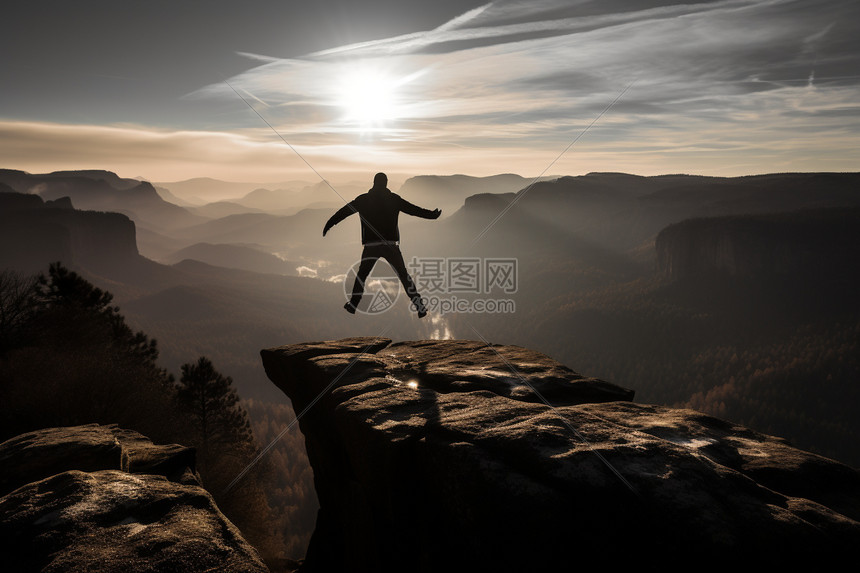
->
[323, 172, 441, 317]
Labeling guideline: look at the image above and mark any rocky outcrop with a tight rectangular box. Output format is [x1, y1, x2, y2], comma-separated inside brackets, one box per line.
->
[0, 424, 268, 573]
[261, 337, 860, 571]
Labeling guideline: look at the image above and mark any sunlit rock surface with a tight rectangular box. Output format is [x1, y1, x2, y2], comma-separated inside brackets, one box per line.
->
[262, 337, 860, 571]
[0, 424, 267, 573]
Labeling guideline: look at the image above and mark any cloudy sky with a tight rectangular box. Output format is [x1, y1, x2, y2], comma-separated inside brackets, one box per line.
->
[3, 0, 858, 182]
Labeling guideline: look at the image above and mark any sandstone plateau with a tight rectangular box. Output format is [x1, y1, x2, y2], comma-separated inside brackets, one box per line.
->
[261, 337, 860, 571]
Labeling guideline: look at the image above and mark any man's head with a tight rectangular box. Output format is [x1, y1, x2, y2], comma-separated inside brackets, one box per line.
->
[373, 172, 388, 188]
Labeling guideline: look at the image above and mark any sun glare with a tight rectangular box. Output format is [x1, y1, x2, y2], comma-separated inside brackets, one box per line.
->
[335, 65, 410, 130]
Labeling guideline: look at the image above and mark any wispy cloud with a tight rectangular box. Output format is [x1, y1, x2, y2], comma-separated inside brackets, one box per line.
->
[184, 0, 860, 176]
[9, 1, 858, 181]
[433, 2, 494, 32]
[306, 0, 760, 58]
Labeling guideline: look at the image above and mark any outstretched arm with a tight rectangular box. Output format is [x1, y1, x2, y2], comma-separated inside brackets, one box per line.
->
[323, 202, 356, 236]
[399, 197, 441, 220]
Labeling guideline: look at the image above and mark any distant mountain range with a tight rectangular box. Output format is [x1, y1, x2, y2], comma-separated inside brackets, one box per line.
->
[0, 169, 205, 233]
[154, 177, 315, 204]
[161, 243, 299, 276]
[445, 171, 860, 255]
[6, 168, 860, 274]
[397, 173, 544, 217]
[6, 167, 860, 282]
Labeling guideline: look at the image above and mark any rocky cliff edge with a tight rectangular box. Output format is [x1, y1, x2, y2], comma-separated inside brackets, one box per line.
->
[261, 337, 860, 571]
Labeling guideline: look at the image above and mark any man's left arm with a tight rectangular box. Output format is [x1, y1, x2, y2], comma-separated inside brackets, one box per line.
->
[399, 196, 441, 219]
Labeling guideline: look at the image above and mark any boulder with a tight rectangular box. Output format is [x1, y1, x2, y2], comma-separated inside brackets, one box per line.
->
[0, 424, 197, 496]
[0, 424, 268, 573]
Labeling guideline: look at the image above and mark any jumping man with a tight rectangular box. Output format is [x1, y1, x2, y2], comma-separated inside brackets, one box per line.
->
[323, 172, 441, 317]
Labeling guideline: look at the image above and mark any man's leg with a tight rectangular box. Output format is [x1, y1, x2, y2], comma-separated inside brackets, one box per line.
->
[348, 248, 379, 310]
[381, 246, 426, 317]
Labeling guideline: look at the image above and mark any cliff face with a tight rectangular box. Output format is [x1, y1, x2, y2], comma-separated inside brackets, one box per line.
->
[655, 208, 860, 281]
[0, 192, 139, 274]
[0, 424, 267, 573]
[262, 337, 860, 571]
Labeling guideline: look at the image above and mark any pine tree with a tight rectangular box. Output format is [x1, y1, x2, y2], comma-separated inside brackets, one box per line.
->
[31, 262, 159, 364]
[0, 263, 178, 443]
[175, 357, 278, 560]
[177, 356, 254, 464]
[0, 270, 37, 354]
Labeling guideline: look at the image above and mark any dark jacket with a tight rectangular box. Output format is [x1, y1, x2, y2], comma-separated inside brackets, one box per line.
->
[324, 186, 437, 244]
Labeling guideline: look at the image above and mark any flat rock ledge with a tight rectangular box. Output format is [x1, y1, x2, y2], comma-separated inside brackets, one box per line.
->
[0, 424, 268, 573]
[261, 337, 860, 571]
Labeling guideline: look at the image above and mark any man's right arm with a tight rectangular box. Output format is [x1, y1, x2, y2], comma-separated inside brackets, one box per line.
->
[323, 201, 357, 236]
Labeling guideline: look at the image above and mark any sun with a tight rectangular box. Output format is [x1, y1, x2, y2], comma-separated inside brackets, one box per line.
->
[336, 66, 405, 129]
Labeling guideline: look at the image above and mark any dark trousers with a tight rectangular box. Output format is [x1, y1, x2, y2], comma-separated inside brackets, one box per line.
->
[350, 243, 421, 306]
